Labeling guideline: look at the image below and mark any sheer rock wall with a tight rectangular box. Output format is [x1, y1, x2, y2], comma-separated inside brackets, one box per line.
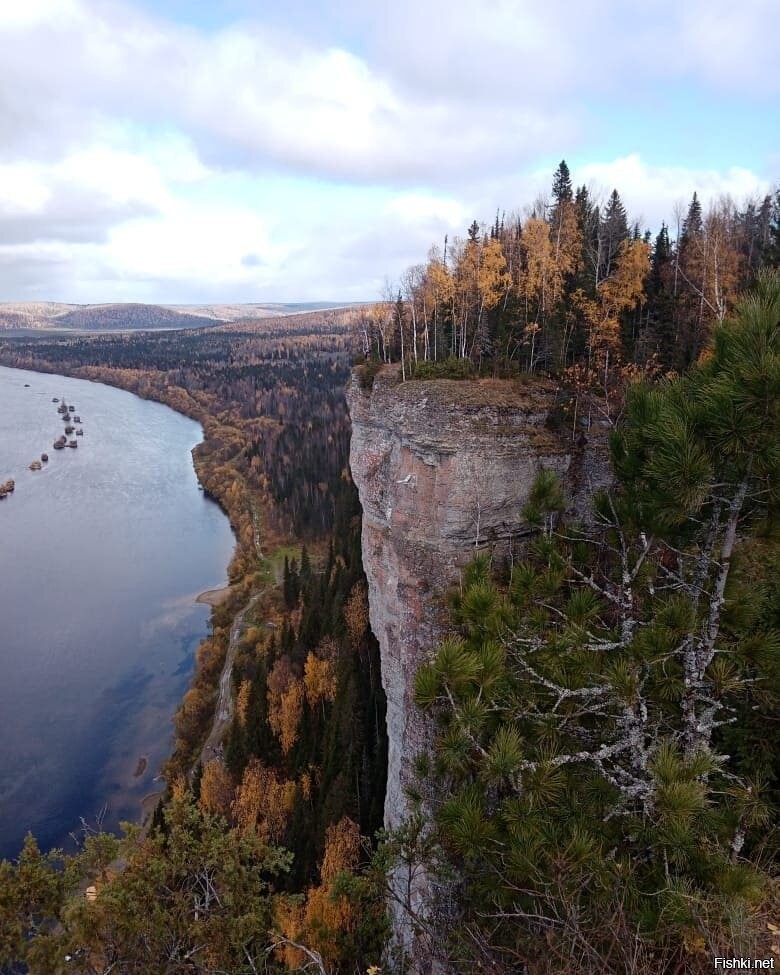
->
[347, 368, 611, 970]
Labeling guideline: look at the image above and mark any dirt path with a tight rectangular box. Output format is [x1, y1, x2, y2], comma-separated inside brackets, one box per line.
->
[199, 589, 266, 766]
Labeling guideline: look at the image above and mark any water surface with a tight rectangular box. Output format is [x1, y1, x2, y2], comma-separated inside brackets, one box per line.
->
[0, 366, 235, 859]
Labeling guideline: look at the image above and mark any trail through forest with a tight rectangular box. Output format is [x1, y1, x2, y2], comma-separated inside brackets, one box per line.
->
[199, 589, 266, 766]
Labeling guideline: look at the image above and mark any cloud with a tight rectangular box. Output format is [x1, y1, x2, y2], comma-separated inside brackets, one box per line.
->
[0, 137, 208, 247]
[0, 0, 776, 301]
[0, 0, 575, 183]
[572, 155, 771, 232]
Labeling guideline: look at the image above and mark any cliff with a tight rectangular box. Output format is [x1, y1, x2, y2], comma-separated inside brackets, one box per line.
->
[347, 366, 611, 969]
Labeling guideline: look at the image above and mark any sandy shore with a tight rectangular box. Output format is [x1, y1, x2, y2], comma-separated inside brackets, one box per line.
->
[196, 586, 231, 607]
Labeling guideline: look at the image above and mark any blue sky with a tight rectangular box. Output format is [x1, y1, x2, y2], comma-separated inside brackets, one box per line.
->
[0, 0, 777, 303]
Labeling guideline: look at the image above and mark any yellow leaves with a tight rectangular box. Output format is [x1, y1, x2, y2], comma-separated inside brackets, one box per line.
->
[589, 239, 651, 360]
[267, 656, 306, 753]
[551, 199, 582, 284]
[599, 238, 651, 318]
[232, 759, 294, 842]
[477, 238, 510, 311]
[236, 678, 252, 727]
[304, 653, 337, 710]
[426, 252, 454, 307]
[272, 681, 304, 755]
[344, 581, 369, 648]
[521, 218, 554, 307]
[199, 759, 234, 819]
[170, 775, 188, 802]
[274, 897, 306, 967]
[320, 816, 361, 883]
[682, 930, 706, 955]
[274, 817, 363, 969]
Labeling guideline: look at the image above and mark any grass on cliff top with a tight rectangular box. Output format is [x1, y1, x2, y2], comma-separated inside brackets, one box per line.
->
[358, 361, 561, 410]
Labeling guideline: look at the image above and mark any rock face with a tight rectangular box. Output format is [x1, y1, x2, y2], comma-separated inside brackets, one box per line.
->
[347, 367, 611, 969]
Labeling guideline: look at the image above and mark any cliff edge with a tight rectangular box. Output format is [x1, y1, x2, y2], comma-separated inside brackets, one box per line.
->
[347, 366, 611, 969]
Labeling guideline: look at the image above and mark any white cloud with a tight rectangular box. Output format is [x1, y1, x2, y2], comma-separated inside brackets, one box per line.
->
[573, 155, 770, 232]
[0, 0, 776, 301]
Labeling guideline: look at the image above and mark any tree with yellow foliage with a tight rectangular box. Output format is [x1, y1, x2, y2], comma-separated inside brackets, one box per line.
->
[275, 816, 386, 971]
[304, 652, 337, 716]
[232, 759, 294, 843]
[585, 237, 651, 413]
[198, 758, 234, 820]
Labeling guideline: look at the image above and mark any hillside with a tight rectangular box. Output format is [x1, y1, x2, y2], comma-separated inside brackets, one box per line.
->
[0, 301, 362, 331]
[0, 302, 219, 331]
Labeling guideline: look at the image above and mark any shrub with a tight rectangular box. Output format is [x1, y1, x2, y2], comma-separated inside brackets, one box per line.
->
[355, 359, 383, 390]
[411, 356, 475, 380]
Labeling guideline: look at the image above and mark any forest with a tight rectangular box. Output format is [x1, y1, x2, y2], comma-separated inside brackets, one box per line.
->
[0, 163, 777, 973]
[0, 312, 389, 972]
[354, 162, 779, 392]
[403, 271, 779, 973]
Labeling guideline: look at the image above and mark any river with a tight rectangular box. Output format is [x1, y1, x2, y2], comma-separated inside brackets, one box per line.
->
[0, 365, 235, 860]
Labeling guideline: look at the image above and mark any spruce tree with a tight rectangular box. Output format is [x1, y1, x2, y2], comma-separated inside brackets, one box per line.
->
[551, 159, 573, 205]
[600, 188, 629, 279]
[681, 190, 703, 243]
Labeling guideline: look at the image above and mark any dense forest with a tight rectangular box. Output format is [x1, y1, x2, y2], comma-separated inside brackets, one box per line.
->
[355, 161, 779, 389]
[0, 165, 777, 973]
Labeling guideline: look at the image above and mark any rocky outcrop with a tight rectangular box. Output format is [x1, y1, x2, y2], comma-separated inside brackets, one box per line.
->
[347, 367, 611, 969]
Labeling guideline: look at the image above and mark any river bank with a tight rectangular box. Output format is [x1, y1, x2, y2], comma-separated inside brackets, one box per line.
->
[0, 354, 285, 835]
[0, 364, 237, 858]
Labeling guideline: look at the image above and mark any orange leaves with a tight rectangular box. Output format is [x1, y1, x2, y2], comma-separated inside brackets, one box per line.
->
[232, 759, 294, 842]
[519, 217, 554, 317]
[320, 816, 361, 883]
[274, 816, 363, 969]
[268, 656, 304, 754]
[304, 653, 337, 711]
[236, 678, 252, 727]
[599, 238, 651, 319]
[477, 237, 510, 312]
[199, 759, 234, 819]
[344, 581, 369, 648]
[589, 239, 651, 361]
[272, 681, 304, 755]
[426, 250, 454, 307]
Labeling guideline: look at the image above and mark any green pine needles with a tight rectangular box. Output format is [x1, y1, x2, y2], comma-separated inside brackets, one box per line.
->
[399, 271, 780, 974]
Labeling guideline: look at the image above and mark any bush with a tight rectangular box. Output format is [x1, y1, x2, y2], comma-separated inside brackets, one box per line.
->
[411, 356, 475, 380]
[355, 359, 383, 390]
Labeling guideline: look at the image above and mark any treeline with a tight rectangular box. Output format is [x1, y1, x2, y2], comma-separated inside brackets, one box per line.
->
[356, 161, 779, 380]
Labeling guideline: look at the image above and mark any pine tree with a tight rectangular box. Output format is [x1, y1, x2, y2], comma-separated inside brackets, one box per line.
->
[402, 270, 780, 973]
[767, 188, 780, 268]
[644, 222, 679, 367]
[575, 184, 600, 294]
[681, 190, 703, 243]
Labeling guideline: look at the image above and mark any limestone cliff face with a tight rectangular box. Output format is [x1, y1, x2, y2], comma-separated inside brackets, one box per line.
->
[347, 367, 611, 968]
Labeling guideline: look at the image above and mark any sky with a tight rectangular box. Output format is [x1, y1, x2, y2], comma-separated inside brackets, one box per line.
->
[0, 0, 777, 304]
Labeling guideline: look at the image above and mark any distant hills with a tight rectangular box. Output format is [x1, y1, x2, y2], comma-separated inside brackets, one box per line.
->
[0, 301, 355, 331]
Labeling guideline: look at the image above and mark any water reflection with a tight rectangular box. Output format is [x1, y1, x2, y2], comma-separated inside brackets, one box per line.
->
[0, 366, 235, 859]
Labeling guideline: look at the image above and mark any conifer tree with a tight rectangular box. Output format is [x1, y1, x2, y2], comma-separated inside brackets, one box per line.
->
[403, 271, 780, 973]
[600, 188, 629, 280]
[551, 159, 573, 206]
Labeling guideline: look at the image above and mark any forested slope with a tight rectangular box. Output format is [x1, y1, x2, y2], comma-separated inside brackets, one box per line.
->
[0, 311, 389, 973]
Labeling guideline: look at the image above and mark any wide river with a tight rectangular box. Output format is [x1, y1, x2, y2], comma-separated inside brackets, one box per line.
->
[0, 365, 235, 860]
